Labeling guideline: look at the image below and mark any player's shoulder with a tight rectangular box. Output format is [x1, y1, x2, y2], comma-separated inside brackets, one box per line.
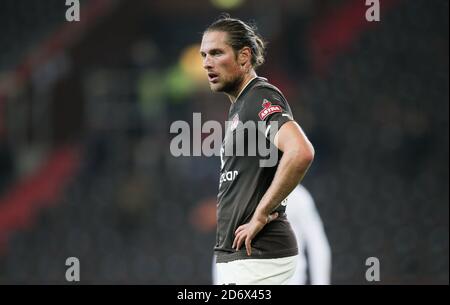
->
[240, 77, 293, 123]
[244, 78, 289, 114]
[249, 77, 286, 101]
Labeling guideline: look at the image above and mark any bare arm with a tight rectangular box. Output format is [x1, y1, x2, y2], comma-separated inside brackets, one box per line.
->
[256, 121, 315, 218]
[233, 121, 315, 255]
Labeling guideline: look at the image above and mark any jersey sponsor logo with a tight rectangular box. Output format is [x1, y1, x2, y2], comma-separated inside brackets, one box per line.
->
[219, 170, 239, 184]
[258, 99, 282, 120]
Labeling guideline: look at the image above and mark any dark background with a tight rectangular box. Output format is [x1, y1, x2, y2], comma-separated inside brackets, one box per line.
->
[0, 0, 448, 284]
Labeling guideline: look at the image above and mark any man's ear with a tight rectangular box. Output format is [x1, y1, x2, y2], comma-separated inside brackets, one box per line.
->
[238, 47, 252, 67]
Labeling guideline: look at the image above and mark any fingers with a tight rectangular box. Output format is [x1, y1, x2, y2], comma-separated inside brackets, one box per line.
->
[233, 225, 247, 250]
[245, 237, 252, 256]
[235, 224, 246, 235]
[233, 232, 253, 256]
[233, 230, 254, 256]
[232, 235, 237, 249]
[233, 232, 245, 251]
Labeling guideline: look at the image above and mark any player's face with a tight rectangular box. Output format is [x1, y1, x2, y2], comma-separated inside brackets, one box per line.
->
[200, 31, 243, 94]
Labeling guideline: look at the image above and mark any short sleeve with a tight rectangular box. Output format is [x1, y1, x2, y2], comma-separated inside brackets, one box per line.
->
[246, 87, 294, 138]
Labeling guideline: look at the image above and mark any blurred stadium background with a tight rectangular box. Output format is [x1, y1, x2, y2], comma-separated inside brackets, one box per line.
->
[0, 0, 448, 284]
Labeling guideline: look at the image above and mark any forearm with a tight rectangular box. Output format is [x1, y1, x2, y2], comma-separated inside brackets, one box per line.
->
[254, 149, 313, 219]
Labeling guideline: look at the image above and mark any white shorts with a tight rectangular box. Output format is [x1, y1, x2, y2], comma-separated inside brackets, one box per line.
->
[215, 255, 298, 285]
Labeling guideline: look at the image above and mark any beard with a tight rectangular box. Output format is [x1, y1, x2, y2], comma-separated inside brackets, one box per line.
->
[211, 74, 244, 96]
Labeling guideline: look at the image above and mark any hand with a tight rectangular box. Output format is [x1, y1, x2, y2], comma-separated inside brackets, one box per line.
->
[232, 212, 279, 256]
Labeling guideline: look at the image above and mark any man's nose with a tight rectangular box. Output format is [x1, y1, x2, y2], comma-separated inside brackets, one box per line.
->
[203, 56, 213, 70]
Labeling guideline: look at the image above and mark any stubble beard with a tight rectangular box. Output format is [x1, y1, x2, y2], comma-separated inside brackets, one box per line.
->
[212, 74, 244, 97]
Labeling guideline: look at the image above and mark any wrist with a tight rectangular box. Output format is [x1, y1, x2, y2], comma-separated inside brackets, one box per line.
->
[253, 209, 270, 224]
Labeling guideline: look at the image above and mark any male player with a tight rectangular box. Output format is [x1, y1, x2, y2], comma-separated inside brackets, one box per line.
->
[200, 15, 314, 284]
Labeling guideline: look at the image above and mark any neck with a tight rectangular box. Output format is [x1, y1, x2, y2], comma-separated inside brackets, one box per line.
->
[227, 71, 257, 103]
